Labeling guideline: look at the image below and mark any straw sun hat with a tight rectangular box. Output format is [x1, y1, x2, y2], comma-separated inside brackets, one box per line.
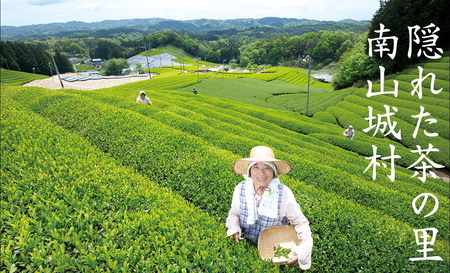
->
[233, 146, 292, 175]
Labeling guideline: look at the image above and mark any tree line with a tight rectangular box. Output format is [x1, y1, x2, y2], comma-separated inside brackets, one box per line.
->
[2, 0, 446, 89]
[1, 41, 74, 75]
[1, 28, 362, 76]
[333, 0, 449, 89]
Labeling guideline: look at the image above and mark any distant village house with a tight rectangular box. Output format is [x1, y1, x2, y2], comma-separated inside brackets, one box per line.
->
[90, 58, 103, 67]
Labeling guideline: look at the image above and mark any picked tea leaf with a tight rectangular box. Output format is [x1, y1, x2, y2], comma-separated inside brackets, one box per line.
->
[273, 245, 291, 259]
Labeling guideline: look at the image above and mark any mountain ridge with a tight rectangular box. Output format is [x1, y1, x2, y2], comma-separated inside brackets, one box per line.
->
[1, 17, 370, 41]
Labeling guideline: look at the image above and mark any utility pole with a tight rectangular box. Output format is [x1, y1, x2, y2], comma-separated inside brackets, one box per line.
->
[48, 62, 54, 79]
[222, 59, 226, 79]
[141, 43, 152, 79]
[305, 55, 312, 116]
[47, 38, 64, 89]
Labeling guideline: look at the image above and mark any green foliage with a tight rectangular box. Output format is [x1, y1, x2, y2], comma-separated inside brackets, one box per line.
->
[93, 40, 125, 60]
[333, 32, 376, 89]
[1, 95, 274, 272]
[103, 58, 130, 76]
[334, 100, 449, 167]
[368, 0, 449, 75]
[4, 85, 449, 271]
[313, 111, 337, 124]
[344, 94, 450, 138]
[0, 41, 53, 75]
[2, 50, 449, 272]
[134, 62, 144, 74]
[53, 48, 75, 74]
[273, 246, 291, 259]
[333, 0, 450, 89]
[76, 64, 96, 72]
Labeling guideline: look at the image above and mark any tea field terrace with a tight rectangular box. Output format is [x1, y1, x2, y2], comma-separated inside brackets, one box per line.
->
[2, 66, 449, 271]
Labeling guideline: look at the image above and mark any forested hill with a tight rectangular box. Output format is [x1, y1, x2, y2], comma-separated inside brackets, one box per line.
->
[1, 17, 369, 41]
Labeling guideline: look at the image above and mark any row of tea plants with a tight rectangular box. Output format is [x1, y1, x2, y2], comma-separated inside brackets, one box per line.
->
[3, 83, 448, 271]
[1, 94, 276, 272]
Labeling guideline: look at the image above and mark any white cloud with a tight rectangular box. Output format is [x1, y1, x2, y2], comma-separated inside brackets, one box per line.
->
[78, 1, 102, 10]
[28, 0, 67, 6]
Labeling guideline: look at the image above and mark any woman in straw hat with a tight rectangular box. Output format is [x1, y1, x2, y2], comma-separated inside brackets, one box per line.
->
[226, 146, 313, 269]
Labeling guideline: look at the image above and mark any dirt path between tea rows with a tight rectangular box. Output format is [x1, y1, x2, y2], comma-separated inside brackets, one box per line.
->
[23, 73, 151, 90]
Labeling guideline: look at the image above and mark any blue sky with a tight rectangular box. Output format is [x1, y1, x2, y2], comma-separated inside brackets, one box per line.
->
[1, 0, 380, 27]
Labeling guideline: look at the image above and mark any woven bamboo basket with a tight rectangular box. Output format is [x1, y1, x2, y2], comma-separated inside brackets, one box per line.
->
[258, 225, 299, 264]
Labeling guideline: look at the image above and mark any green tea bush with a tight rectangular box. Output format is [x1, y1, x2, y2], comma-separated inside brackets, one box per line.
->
[393, 74, 448, 92]
[335, 100, 449, 167]
[344, 95, 450, 138]
[124, 73, 200, 91]
[402, 68, 449, 81]
[302, 88, 355, 115]
[313, 111, 337, 124]
[354, 85, 450, 108]
[1, 96, 274, 272]
[309, 133, 419, 168]
[326, 106, 385, 138]
[3, 54, 449, 271]
[6, 86, 448, 243]
[246, 72, 279, 81]
[421, 62, 449, 70]
[0, 69, 48, 86]
[353, 85, 450, 120]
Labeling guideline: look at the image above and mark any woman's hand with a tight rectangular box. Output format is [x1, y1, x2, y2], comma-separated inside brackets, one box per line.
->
[286, 255, 299, 267]
[228, 232, 241, 243]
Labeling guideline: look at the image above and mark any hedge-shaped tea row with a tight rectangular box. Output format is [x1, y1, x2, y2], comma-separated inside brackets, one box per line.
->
[326, 105, 385, 137]
[146, 91, 418, 170]
[313, 110, 337, 124]
[5, 86, 449, 271]
[278, 71, 310, 85]
[295, 88, 355, 115]
[146, 92, 448, 195]
[353, 86, 450, 120]
[344, 95, 449, 138]
[12, 88, 237, 217]
[143, 98, 449, 206]
[268, 88, 352, 113]
[136, 88, 447, 191]
[392, 74, 448, 92]
[1, 95, 274, 272]
[309, 132, 418, 169]
[334, 100, 449, 167]
[170, 90, 340, 136]
[199, 73, 241, 80]
[280, 175, 449, 272]
[380, 80, 449, 104]
[421, 62, 450, 70]
[0, 68, 48, 85]
[17, 86, 448, 236]
[246, 72, 279, 81]
[401, 68, 449, 82]
[64, 87, 373, 180]
[124, 73, 200, 91]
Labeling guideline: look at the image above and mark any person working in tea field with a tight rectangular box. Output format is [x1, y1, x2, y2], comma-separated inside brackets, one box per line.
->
[136, 91, 153, 105]
[193, 87, 198, 94]
[343, 125, 355, 139]
[226, 146, 313, 269]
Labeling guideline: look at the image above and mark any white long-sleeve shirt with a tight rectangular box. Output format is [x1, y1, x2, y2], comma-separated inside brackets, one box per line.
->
[226, 183, 313, 270]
